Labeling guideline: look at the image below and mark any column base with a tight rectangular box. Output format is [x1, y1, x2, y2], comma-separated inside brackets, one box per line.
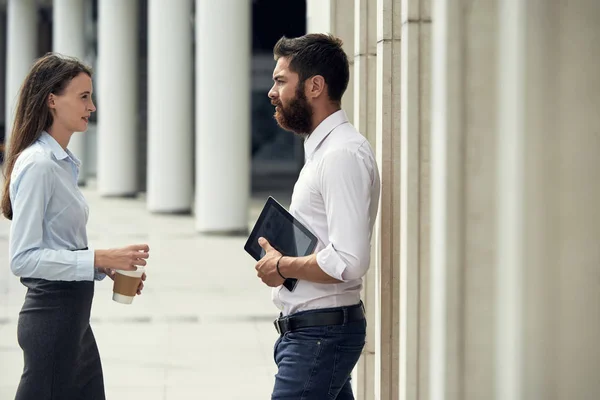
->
[149, 208, 192, 216]
[196, 228, 249, 237]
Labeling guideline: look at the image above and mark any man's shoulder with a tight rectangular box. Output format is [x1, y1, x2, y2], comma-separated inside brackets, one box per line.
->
[321, 123, 374, 162]
[326, 122, 369, 150]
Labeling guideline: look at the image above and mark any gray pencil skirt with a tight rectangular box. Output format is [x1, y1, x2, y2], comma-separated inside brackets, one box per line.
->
[14, 277, 105, 400]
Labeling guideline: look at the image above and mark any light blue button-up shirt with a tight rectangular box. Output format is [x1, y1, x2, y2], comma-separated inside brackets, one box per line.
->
[9, 132, 104, 281]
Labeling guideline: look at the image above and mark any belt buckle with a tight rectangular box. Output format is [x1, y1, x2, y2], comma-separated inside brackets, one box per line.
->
[273, 318, 281, 335]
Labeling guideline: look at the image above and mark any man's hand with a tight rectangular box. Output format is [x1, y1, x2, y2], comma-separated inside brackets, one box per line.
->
[104, 268, 147, 295]
[255, 237, 285, 287]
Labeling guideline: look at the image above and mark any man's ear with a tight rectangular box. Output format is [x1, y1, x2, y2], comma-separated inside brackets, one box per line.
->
[306, 75, 326, 99]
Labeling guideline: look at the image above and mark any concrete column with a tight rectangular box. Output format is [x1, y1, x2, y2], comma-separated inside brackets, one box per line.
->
[430, 1, 499, 400]
[306, 0, 355, 124]
[353, 0, 377, 397]
[0, 10, 6, 137]
[195, 0, 250, 233]
[399, 0, 431, 399]
[97, 0, 138, 196]
[496, 1, 526, 399]
[375, 0, 401, 398]
[553, 2, 600, 397]
[53, 0, 87, 184]
[496, 1, 600, 399]
[5, 0, 36, 144]
[147, 0, 193, 213]
[0, 9, 6, 300]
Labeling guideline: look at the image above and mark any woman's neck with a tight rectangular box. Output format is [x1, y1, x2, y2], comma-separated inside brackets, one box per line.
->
[46, 125, 72, 150]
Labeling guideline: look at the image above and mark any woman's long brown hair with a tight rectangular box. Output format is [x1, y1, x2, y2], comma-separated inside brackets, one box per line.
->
[1, 53, 92, 220]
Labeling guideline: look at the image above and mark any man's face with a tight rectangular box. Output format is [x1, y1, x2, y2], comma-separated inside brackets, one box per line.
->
[268, 57, 313, 136]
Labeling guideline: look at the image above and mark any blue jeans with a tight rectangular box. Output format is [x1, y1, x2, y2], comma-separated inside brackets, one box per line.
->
[271, 306, 366, 400]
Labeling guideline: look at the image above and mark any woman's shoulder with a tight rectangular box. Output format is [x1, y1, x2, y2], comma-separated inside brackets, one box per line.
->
[11, 143, 57, 184]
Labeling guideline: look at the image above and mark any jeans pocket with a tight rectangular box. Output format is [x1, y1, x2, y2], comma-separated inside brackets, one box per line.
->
[273, 335, 283, 363]
[285, 326, 327, 344]
[327, 342, 365, 398]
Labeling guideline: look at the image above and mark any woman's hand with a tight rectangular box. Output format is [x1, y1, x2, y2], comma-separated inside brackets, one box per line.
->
[103, 269, 147, 295]
[94, 244, 149, 271]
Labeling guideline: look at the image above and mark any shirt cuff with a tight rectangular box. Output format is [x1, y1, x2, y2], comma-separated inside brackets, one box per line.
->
[75, 249, 95, 281]
[94, 268, 107, 281]
[316, 244, 348, 281]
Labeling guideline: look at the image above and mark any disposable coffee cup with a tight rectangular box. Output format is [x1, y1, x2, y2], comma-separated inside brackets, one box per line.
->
[112, 267, 145, 304]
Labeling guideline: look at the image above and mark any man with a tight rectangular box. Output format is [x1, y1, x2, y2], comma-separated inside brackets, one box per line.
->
[255, 33, 381, 399]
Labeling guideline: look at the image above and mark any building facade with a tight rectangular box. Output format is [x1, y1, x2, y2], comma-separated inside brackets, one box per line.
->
[2, 0, 600, 399]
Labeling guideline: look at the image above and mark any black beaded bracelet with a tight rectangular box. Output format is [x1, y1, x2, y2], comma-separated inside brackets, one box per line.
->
[276, 256, 286, 280]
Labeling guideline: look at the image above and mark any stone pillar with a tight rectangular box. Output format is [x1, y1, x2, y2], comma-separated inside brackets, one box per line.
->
[0, 10, 6, 139]
[195, 0, 250, 233]
[496, 1, 600, 399]
[53, 0, 87, 184]
[306, 0, 355, 124]
[375, 0, 401, 398]
[429, 0, 499, 399]
[353, 0, 378, 397]
[399, 0, 432, 399]
[551, 2, 600, 395]
[5, 0, 36, 144]
[97, 0, 139, 196]
[147, 0, 193, 213]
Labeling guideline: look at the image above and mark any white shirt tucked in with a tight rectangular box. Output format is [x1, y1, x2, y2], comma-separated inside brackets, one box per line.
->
[272, 110, 381, 316]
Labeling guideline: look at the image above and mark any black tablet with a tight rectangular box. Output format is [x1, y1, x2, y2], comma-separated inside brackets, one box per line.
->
[244, 196, 318, 291]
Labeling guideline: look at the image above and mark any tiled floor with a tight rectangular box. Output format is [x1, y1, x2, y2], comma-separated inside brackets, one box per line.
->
[0, 183, 284, 399]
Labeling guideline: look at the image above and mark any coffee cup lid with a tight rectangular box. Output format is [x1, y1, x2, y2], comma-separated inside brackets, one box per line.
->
[115, 267, 146, 278]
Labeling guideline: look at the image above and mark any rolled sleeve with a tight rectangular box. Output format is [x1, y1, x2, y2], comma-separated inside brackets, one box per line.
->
[316, 243, 348, 281]
[315, 149, 374, 282]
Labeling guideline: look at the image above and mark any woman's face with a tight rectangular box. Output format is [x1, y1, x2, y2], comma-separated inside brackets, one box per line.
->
[48, 72, 96, 133]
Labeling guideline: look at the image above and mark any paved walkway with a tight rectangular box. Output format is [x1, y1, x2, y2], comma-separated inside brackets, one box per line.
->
[0, 182, 286, 399]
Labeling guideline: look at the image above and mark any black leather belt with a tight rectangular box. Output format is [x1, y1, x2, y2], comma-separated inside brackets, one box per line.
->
[274, 302, 365, 335]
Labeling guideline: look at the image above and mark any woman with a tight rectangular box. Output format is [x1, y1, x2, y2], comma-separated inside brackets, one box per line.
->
[2, 53, 149, 400]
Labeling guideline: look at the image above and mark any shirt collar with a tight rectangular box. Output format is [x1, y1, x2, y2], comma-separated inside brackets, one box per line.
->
[304, 110, 349, 160]
[38, 131, 81, 166]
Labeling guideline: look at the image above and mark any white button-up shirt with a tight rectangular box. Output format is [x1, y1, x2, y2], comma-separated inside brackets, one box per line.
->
[9, 132, 103, 281]
[273, 110, 381, 316]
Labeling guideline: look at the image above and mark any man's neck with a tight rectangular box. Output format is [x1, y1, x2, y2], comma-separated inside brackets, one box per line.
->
[309, 104, 342, 134]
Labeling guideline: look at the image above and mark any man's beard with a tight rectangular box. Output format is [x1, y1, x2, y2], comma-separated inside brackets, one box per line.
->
[272, 87, 313, 136]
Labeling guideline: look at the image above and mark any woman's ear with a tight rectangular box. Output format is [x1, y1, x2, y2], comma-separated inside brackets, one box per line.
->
[47, 93, 56, 109]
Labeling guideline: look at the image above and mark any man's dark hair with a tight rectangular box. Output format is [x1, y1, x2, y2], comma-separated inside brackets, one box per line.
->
[273, 33, 349, 104]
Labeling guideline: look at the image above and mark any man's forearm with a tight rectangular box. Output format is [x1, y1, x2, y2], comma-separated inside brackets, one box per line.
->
[278, 254, 343, 284]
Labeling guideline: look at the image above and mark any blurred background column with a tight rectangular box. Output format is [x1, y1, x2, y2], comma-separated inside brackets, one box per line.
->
[195, 0, 251, 234]
[0, 11, 6, 149]
[429, 0, 499, 399]
[353, 0, 377, 397]
[5, 0, 36, 146]
[429, 0, 600, 399]
[496, 1, 600, 399]
[97, 0, 138, 196]
[374, 0, 401, 398]
[398, 0, 432, 399]
[551, 1, 600, 395]
[53, 0, 87, 185]
[147, 0, 193, 213]
[306, 0, 355, 124]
